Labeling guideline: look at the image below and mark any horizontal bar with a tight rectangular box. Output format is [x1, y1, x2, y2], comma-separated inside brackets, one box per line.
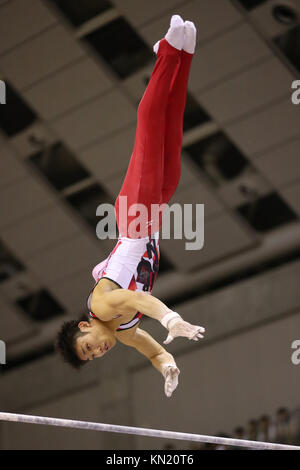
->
[0, 412, 299, 450]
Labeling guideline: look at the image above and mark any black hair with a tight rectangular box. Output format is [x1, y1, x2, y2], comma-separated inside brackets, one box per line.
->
[55, 314, 90, 370]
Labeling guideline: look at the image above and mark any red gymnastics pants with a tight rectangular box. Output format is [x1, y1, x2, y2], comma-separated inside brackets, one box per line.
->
[114, 39, 194, 239]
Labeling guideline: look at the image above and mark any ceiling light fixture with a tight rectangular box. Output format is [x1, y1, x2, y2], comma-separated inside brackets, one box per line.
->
[272, 4, 298, 25]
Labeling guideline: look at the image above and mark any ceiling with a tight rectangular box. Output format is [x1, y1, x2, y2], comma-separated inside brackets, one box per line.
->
[0, 0, 300, 366]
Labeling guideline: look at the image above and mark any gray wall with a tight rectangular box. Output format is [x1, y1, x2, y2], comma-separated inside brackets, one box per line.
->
[1, 258, 300, 449]
[133, 313, 300, 449]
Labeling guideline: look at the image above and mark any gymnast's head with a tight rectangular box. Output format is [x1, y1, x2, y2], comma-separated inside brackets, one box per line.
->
[55, 314, 116, 369]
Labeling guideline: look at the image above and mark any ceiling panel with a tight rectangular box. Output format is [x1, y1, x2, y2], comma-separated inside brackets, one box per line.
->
[0, 298, 33, 344]
[160, 212, 255, 272]
[50, 0, 114, 28]
[9, 122, 58, 159]
[178, 153, 204, 189]
[1, 205, 81, 260]
[0, 141, 27, 188]
[197, 57, 293, 124]
[170, 180, 224, 219]
[225, 99, 300, 156]
[253, 137, 300, 188]
[51, 89, 136, 151]
[1, 24, 85, 90]
[82, 15, 153, 80]
[187, 23, 271, 93]
[217, 166, 272, 208]
[280, 182, 300, 216]
[0, 271, 41, 303]
[0, 176, 55, 229]
[122, 61, 155, 104]
[111, 0, 184, 27]
[0, 0, 57, 55]
[24, 57, 114, 120]
[249, 1, 299, 39]
[49, 267, 95, 314]
[25, 234, 105, 285]
[101, 170, 126, 198]
[139, 0, 242, 46]
[79, 124, 136, 180]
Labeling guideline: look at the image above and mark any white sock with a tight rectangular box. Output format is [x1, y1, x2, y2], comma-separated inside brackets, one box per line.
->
[183, 21, 197, 54]
[153, 15, 184, 54]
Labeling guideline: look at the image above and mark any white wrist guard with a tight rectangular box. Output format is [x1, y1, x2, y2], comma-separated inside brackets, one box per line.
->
[160, 311, 181, 329]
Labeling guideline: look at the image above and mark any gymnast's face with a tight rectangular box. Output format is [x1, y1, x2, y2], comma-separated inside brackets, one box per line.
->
[75, 320, 116, 361]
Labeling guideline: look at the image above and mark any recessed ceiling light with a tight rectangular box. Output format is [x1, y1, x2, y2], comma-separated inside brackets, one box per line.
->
[272, 4, 298, 25]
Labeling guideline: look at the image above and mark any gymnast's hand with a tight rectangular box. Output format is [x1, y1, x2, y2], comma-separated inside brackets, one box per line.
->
[163, 317, 205, 345]
[163, 365, 180, 398]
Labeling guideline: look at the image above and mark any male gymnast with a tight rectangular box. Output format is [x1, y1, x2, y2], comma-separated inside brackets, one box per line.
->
[56, 15, 205, 398]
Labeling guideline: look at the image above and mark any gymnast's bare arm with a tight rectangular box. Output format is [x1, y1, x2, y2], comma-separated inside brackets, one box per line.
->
[90, 288, 205, 344]
[117, 327, 180, 398]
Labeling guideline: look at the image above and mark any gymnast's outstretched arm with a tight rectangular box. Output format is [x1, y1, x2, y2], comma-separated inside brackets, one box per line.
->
[117, 327, 180, 398]
[90, 289, 205, 344]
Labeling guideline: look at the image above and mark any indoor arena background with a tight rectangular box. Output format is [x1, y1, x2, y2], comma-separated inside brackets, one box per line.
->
[0, 0, 300, 450]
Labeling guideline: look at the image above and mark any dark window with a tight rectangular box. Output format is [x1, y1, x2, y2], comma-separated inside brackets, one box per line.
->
[0, 241, 24, 283]
[83, 17, 153, 79]
[237, 192, 298, 232]
[273, 25, 300, 73]
[184, 132, 249, 185]
[16, 289, 64, 322]
[66, 183, 112, 230]
[183, 94, 211, 132]
[30, 142, 90, 191]
[236, 0, 268, 11]
[51, 0, 112, 27]
[0, 81, 37, 137]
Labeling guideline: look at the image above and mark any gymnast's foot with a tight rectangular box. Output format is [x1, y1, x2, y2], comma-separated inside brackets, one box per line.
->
[183, 20, 197, 54]
[153, 15, 185, 55]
